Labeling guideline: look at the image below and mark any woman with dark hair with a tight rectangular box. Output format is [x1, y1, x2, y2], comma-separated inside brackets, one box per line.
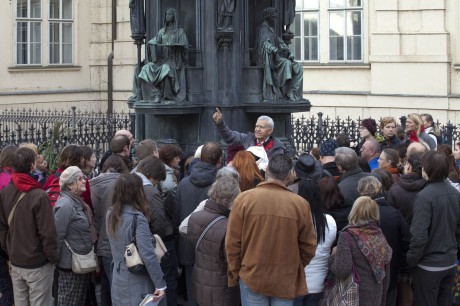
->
[89, 154, 130, 305]
[0, 145, 19, 191]
[81, 146, 97, 178]
[54, 166, 96, 305]
[232, 150, 265, 192]
[377, 148, 401, 183]
[329, 196, 392, 306]
[421, 113, 441, 147]
[107, 173, 166, 305]
[408, 151, 460, 305]
[295, 180, 337, 306]
[358, 176, 410, 306]
[437, 144, 460, 190]
[185, 175, 241, 306]
[371, 168, 394, 197]
[319, 176, 347, 232]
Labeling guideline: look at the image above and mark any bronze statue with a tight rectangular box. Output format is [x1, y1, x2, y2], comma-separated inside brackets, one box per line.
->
[255, 7, 302, 101]
[138, 8, 189, 103]
[129, 0, 146, 38]
[217, 0, 236, 31]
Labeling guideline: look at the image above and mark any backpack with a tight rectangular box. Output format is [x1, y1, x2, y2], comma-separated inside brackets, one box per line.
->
[46, 172, 61, 207]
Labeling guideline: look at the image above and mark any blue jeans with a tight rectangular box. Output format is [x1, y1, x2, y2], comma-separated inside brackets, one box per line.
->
[294, 293, 323, 306]
[240, 279, 294, 306]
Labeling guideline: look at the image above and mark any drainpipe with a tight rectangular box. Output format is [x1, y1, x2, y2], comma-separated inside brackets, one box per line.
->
[107, 0, 117, 114]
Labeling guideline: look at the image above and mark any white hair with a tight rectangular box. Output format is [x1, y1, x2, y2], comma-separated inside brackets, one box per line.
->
[257, 115, 274, 129]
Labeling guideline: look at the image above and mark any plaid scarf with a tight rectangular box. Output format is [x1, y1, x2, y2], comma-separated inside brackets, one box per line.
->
[345, 221, 392, 283]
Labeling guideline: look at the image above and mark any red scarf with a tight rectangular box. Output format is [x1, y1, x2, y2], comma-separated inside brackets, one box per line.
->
[12, 172, 42, 192]
[408, 130, 419, 143]
[263, 138, 274, 152]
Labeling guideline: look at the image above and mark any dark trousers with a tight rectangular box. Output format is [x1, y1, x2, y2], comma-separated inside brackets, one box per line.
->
[412, 266, 456, 306]
[161, 239, 179, 306]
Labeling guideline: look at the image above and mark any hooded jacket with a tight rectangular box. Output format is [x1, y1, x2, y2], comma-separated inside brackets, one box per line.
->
[387, 173, 427, 226]
[90, 172, 120, 257]
[176, 161, 217, 265]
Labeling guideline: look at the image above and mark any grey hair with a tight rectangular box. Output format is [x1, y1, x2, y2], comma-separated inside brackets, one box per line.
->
[61, 174, 79, 191]
[257, 115, 274, 129]
[357, 176, 382, 198]
[216, 166, 240, 181]
[208, 176, 241, 208]
[335, 147, 358, 171]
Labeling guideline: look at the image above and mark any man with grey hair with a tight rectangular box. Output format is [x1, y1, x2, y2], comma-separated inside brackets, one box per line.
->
[213, 108, 286, 158]
[331, 147, 372, 231]
[360, 138, 381, 171]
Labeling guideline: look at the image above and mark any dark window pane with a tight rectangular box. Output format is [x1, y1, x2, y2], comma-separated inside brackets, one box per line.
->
[63, 0, 72, 19]
[294, 13, 301, 35]
[304, 13, 318, 36]
[17, 43, 27, 64]
[49, 0, 60, 19]
[348, 0, 361, 7]
[294, 37, 301, 60]
[17, 0, 27, 18]
[330, 37, 344, 60]
[31, 0, 41, 18]
[347, 36, 361, 60]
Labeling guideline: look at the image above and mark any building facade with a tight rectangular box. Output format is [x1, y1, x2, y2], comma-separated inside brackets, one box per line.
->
[1, 0, 459, 123]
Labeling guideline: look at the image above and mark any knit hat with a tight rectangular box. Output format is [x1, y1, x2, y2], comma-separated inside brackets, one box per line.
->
[320, 139, 338, 157]
[361, 118, 377, 136]
[294, 153, 322, 181]
[59, 166, 83, 189]
[246, 146, 269, 172]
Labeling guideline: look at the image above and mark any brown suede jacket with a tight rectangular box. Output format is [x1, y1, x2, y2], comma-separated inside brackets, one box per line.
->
[226, 180, 317, 300]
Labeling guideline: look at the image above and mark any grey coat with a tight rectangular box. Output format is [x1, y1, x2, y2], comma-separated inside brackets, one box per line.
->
[215, 120, 286, 158]
[54, 193, 93, 269]
[107, 206, 166, 305]
[89, 172, 120, 257]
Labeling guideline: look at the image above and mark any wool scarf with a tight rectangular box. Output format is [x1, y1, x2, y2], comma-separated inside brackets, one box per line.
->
[11, 172, 41, 192]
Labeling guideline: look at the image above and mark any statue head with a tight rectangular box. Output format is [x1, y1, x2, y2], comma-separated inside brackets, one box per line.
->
[163, 8, 180, 30]
[263, 7, 279, 25]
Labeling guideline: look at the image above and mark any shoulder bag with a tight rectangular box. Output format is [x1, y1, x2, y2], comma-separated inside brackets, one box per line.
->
[195, 215, 226, 251]
[64, 240, 98, 274]
[319, 231, 360, 306]
[125, 214, 146, 274]
[7, 192, 26, 226]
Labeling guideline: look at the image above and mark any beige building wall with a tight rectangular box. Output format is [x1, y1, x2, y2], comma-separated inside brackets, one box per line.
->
[1, 0, 459, 124]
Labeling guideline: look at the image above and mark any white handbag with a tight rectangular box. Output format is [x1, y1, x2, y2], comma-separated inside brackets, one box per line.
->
[64, 240, 98, 274]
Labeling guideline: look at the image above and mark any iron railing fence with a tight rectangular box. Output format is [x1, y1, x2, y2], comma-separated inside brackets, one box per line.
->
[0, 107, 133, 170]
[291, 112, 459, 152]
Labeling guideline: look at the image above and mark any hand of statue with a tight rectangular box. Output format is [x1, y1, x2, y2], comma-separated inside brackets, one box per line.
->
[288, 54, 295, 61]
[213, 107, 223, 124]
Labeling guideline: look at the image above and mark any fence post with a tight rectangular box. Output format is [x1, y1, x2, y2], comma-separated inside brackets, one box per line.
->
[446, 121, 454, 147]
[317, 112, 323, 147]
[71, 106, 76, 131]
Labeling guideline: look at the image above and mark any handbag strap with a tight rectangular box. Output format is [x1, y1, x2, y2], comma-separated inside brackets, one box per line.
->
[64, 240, 76, 254]
[195, 216, 225, 251]
[343, 231, 361, 284]
[7, 192, 26, 226]
[131, 214, 138, 244]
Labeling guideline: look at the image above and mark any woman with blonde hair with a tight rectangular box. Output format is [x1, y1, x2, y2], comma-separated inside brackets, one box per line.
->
[379, 116, 401, 150]
[328, 196, 392, 306]
[232, 150, 264, 192]
[404, 113, 436, 150]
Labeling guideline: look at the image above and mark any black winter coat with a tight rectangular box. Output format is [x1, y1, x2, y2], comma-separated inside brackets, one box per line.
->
[375, 197, 410, 290]
[386, 173, 427, 226]
[176, 161, 217, 265]
[186, 200, 240, 306]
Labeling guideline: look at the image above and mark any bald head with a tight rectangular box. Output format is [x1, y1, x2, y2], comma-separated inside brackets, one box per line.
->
[406, 142, 427, 159]
[361, 139, 381, 161]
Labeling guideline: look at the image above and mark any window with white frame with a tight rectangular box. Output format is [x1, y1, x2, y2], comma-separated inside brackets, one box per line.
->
[15, 0, 73, 66]
[293, 1, 319, 62]
[294, 0, 363, 63]
[329, 0, 362, 61]
[49, 0, 73, 64]
[16, 0, 42, 65]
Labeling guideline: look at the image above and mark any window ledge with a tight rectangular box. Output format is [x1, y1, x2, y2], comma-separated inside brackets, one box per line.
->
[8, 65, 82, 72]
[300, 63, 370, 69]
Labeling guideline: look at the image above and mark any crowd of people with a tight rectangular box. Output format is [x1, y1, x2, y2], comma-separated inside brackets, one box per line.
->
[0, 110, 458, 306]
